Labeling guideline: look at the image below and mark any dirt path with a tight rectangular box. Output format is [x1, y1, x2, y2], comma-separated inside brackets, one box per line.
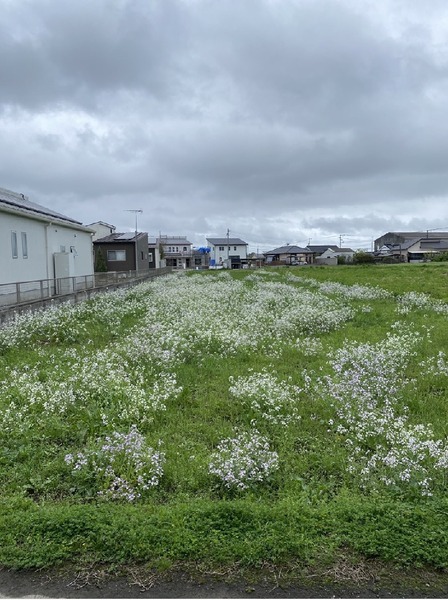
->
[1, 565, 448, 599]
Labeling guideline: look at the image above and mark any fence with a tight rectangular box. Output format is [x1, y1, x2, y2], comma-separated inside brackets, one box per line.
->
[0, 268, 172, 309]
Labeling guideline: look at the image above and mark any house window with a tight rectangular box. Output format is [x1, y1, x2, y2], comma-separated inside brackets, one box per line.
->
[21, 232, 28, 258]
[234, 246, 237, 251]
[183, 247, 187, 252]
[219, 246, 224, 251]
[11, 231, 18, 258]
[107, 250, 126, 261]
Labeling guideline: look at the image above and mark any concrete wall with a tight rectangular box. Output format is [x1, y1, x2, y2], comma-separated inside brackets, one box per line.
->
[0, 267, 171, 326]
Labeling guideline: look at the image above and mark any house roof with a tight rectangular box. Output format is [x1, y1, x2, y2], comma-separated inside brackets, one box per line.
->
[307, 245, 339, 253]
[207, 237, 248, 246]
[377, 231, 448, 241]
[157, 237, 192, 245]
[0, 186, 90, 228]
[264, 245, 312, 255]
[390, 239, 423, 250]
[419, 239, 448, 250]
[94, 232, 147, 243]
[86, 221, 116, 230]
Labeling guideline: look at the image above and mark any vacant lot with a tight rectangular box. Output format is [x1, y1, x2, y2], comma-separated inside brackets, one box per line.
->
[1, 264, 448, 591]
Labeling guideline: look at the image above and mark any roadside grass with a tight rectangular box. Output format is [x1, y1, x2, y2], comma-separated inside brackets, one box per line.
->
[1, 264, 448, 573]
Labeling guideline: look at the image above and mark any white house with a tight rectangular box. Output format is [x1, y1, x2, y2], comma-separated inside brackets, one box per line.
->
[0, 186, 94, 285]
[87, 221, 116, 241]
[319, 247, 354, 262]
[207, 237, 248, 268]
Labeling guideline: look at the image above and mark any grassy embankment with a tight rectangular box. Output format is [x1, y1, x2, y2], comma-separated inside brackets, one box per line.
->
[1, 263, 448, 578]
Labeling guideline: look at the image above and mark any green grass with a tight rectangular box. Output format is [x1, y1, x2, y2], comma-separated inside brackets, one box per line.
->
[1, 263, 448, 573]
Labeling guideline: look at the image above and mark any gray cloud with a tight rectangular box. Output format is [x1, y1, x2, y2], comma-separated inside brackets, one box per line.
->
[1, 0, 448, 251]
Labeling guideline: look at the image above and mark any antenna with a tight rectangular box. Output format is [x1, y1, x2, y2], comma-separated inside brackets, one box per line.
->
[124, 209, 143, 274]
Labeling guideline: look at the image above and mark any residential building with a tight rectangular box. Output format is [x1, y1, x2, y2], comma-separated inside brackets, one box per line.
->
[388, 238, 448, 262]
[148, 235, 193, 269]
[0, 186, 94, 285]
[93, 232, 149, 273]
[264, 245, 313, 265]
[191, 247, 211, 269]
[86, 221, 116, 241]
[374, 231, 448, 252]
[307, 244, 339, 256]
[207, 237, 248, 268]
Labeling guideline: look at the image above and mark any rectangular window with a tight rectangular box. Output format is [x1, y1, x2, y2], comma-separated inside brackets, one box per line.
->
[11, 231, 18, 258]
[21, 232, 28, 258]
[219, 246, 224, 251]
[234, 246, 237, 251]
[107, 250, 126, 261]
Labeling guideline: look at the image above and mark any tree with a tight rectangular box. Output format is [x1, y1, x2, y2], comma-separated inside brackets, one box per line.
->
[353, 250, 374, 264]
[94, 248, 108, 272]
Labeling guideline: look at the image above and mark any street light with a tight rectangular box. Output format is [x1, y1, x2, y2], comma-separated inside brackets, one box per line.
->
[125, 209, 143, 274]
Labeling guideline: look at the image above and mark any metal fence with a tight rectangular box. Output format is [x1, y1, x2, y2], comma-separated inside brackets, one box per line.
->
[0, 269, 171, 309]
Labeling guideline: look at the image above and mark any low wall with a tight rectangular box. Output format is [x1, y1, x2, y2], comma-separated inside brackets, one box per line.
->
[0, 268, 172, 326]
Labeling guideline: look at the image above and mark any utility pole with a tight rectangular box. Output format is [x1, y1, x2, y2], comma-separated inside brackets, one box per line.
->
[226, 228, 230, 266]
[339, 235, 344, 248]
[125, 209, 143, 274]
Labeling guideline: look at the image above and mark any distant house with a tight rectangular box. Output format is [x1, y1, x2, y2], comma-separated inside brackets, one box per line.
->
[307, 245, 354, 264]
[247, 252, 265, 268]
[374, 231, 448, 252]
[148, 235, 193, 269]
[0, 186, 94, 285]
[402, 238, 448, 262]
[307, 245, 339, 256]
[93, 232, 149, 273]
[264, 245, 313, 265]
[86, 221, 116, 241]
[207, 237, 248, 268]
[191, 247, 211, 269]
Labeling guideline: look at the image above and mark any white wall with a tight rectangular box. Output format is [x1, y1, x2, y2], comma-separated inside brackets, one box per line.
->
[46, 225, 93, 278]
[89, 222, 116, 241]
[211, 244, 247, 263]
[0, 211, 93, 285]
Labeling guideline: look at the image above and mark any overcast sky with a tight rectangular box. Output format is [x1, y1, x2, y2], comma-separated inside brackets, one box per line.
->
[2, 0, 448, 251]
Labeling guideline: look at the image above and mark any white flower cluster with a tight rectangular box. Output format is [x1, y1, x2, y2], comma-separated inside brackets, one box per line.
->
[208, 429, 279, 490]
[65, 426, 165, 502]
[397, 291, 448, 316]
[0, 345, 181, 435]
[285, 274, 393, 301]
[321, 323, 448, 495]
[134, 273, 354, 360]
[229, 369, 301, 426]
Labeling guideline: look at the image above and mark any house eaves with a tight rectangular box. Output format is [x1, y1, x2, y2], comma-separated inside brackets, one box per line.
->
[0, 187, 94, 233]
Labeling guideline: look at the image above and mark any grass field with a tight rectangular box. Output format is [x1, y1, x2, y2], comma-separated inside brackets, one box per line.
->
[1, 263, 448, 575]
